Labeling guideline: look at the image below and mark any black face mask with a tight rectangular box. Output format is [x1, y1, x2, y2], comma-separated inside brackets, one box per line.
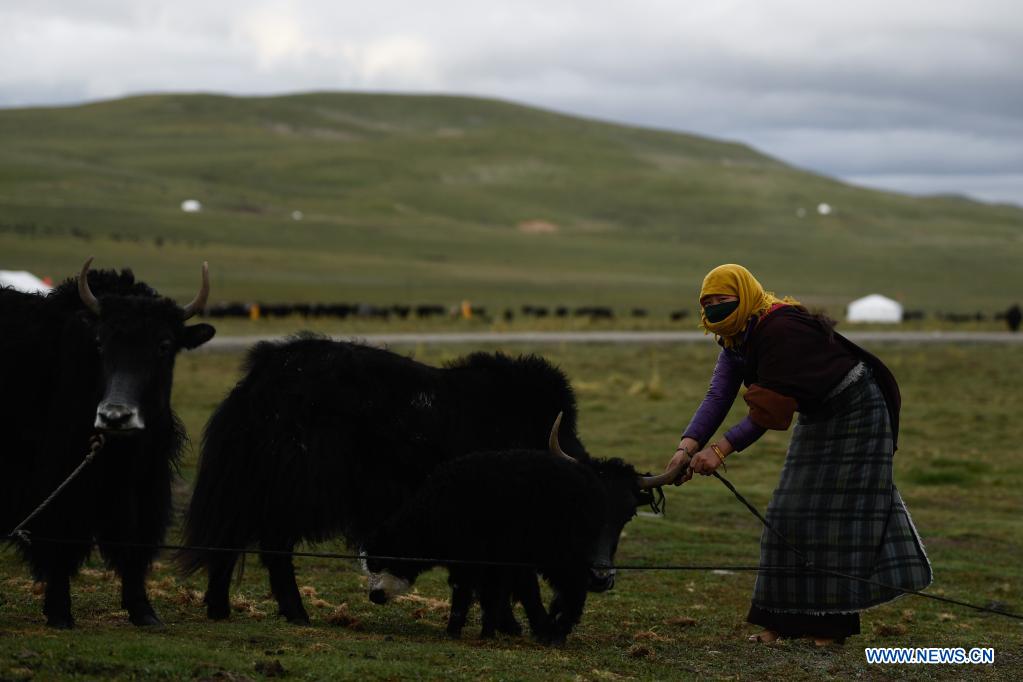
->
[704, 300, 739, 323]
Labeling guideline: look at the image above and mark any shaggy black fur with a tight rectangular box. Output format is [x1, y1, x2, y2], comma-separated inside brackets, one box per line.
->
[0, 268, 215, 628]
[179, 334, 589, 624]
[364, 449, 654, 645]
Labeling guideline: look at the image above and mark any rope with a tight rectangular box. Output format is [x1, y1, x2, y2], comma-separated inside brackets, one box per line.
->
[7, 433, 106, 546]
[0, 535, 807, 573]
[2, 532, 1020, 621]
[707, 471, 1023, 622]
[3, 443, 1020, 622]
[711, 472, 812, 566]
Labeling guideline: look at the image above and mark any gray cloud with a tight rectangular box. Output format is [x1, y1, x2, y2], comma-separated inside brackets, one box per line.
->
[1, 0, 1020, 204]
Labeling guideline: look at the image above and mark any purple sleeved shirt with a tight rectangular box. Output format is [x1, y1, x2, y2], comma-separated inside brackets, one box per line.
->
[682, 348, 767, 452]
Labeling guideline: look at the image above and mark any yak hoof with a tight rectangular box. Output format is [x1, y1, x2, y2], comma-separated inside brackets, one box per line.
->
[207, 605, 231, 621]
[205, 591, 231, 621]
[130, 611, 165, 628]
[497, 619, 523, 637]
[445, 627, 463, 639]
[285, 614, 311, 626]
[46, 615, 75, 630]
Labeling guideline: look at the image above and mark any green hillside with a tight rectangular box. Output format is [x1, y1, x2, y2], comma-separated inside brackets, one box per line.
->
[1, 92, 1020, 314]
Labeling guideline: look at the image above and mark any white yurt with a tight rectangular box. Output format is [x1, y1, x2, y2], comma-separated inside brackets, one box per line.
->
[847, 294, 903, 323]
[0, 270, 52, 294]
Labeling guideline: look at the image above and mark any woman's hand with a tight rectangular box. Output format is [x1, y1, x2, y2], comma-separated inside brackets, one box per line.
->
[689, 440, 733, 476]
[667, 438, 699, 486]
[688, 449, 723, 475]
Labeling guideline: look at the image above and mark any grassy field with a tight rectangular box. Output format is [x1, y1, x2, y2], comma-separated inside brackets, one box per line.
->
[2, 92, 1022, 319]
[1, 341, 1021, 680]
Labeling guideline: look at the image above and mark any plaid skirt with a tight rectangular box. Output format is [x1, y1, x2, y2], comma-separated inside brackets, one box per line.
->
[751, 366, 932, 614]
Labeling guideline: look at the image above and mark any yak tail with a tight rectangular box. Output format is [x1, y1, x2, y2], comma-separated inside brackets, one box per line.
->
[175, 388, 253, 578]
[235, 552, 246, 586]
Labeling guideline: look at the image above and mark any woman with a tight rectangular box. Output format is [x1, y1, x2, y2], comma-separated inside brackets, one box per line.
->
[666, 264, 931, 645]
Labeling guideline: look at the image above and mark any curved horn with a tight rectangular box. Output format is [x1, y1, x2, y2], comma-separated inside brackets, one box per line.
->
[548, 412, 576, 464]
[78, 257, 101, 315]
[180, 261, 210, 320]
[637, 461, 687, 490]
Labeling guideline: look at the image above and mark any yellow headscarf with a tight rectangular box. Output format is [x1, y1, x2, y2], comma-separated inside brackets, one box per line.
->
[698, 264, 800, 348]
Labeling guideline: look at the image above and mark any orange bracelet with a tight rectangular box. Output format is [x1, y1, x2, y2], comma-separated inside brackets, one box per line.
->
[710, 443, 728, 470]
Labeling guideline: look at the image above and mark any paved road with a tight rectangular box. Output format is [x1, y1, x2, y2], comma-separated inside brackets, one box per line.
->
[204, 330, 1023, 352]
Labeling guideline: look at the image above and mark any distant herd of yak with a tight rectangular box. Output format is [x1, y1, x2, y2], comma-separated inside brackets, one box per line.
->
[202, 301, 1020, 326]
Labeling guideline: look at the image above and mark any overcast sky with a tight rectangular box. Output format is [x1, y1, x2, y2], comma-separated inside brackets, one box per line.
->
[2, 1, 1021, 206]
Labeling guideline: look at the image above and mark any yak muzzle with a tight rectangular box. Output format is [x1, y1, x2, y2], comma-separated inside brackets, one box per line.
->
[367, 572, 410, 604]
[95, 402, 145, 432]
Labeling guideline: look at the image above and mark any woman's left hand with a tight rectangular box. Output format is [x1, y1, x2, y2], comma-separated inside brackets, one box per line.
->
[689, 448, 724, 475]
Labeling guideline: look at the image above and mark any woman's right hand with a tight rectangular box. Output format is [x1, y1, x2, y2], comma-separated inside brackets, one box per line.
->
[688, 448, 723, 475]
[667, 437, 699, 486]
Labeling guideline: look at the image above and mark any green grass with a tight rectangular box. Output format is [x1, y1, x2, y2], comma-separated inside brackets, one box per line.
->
[2, 92, 1022, 319]
[2, 342, 1021, 680]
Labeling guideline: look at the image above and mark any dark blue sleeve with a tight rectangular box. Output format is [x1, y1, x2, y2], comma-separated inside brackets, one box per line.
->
[682, 348, 744, 445]
[723, 416, 768, 452]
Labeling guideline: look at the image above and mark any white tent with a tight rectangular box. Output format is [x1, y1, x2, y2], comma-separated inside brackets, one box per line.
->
[847, 294, 902, 323]
[0, 270, 52, 294]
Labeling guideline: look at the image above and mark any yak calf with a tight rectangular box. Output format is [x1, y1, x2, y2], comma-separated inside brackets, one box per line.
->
[365, 416, 680, 645]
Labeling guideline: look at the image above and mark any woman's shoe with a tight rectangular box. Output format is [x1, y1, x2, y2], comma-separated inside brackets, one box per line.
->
[812, 636, 845, 647]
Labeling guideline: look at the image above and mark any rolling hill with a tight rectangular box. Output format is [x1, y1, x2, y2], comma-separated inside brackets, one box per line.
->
[1, 92, 1020, 314]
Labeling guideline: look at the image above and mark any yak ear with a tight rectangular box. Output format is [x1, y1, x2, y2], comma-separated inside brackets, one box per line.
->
[182, 323, 216, 349]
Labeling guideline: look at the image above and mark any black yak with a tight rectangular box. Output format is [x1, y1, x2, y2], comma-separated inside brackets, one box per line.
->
[0, 259, 215, 628]
[364, 415, 681, 645]
[1007, 304, 1021, 332]
[180, 335, 589, 625]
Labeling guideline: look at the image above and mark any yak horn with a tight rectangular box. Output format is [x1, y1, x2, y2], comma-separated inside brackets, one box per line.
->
[180, 261, 210, 320]
[638, 461, 687, 490]
[78, 257, 101, 315]
[548, 412, 576, 464]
